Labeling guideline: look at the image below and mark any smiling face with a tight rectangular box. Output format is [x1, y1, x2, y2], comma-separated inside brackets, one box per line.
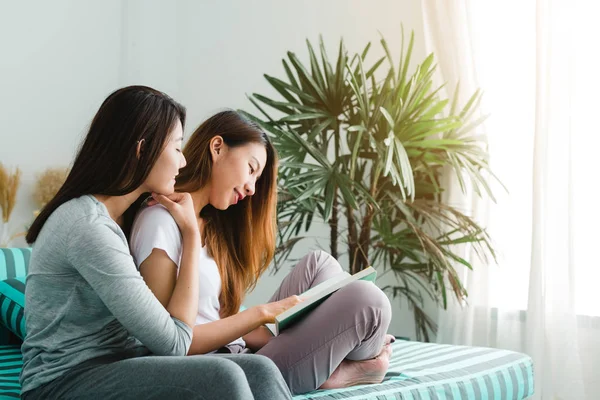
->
[207, 136, 267, 210]
[143, 119, 186, 195]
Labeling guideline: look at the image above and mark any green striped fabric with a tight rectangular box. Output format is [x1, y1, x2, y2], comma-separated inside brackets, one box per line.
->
[0, 278, 26, 340]
[0, 249, 30, 345]
[0, 339, 535, 400]
[293, 340, 534, 400]
[0, 345, 22, 398]
[0, 249, 30, 281]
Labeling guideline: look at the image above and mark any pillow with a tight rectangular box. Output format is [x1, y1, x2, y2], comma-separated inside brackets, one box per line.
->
[0, 277, 26, 340]
[0, 248, 31, 279]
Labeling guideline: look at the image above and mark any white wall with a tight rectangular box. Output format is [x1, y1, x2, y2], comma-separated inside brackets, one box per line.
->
[0, 0, 434, 340]
[0, 0, 124, 236]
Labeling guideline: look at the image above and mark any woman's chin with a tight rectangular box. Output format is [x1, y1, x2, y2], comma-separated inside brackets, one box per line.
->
[213, 199, 234, 210]
[155, 185, 175, 196]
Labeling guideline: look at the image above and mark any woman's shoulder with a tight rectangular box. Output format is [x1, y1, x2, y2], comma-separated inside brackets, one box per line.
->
[134, 204, 178, 229]
[130, 204, 183, 267]
[130, 204, 182, 248]
[46, 195, 115, 236]
[33, 196, 125, 266]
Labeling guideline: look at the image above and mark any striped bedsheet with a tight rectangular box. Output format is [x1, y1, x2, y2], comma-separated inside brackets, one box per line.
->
[293, 339, 534, 400]
[0, 341, 533, 399]
[0, 345, 22, 398]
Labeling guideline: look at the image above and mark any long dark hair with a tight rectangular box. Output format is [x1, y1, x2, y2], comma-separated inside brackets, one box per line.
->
[176, 110, 278, 317]
[26, 85, 186, 244]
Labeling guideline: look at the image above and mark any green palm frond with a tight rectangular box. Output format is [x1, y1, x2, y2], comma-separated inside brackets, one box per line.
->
[241, 29, 500, 341]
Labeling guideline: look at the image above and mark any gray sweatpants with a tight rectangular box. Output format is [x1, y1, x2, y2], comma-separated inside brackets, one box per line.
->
[257, 250, 392, 394]
[21, 349, 291, 400]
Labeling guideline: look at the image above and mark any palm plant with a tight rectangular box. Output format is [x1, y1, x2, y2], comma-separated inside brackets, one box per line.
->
[240, 30, 498, 341]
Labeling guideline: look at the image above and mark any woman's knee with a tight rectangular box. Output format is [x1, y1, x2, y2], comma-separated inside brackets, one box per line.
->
[189, 357, 252, 398]
[342, 280, 392, 326]
[245, 354, 282, 377]
[297, 250, 342, 275]
[232, 355, 292, 399]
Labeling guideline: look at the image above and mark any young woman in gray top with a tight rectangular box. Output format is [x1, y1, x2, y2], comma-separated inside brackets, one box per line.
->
[20, 86, 293, 400]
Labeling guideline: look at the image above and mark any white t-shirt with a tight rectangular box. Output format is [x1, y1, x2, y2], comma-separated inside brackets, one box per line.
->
[129, 205, 245, 351]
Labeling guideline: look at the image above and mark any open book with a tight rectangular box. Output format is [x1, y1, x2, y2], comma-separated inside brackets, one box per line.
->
[265, 266, 377, 336]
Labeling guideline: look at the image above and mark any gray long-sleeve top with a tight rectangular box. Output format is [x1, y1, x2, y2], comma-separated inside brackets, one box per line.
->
[20, 195, 192, 393]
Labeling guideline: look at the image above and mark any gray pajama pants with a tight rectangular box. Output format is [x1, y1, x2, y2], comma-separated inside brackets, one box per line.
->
[256, 250, 392, 394]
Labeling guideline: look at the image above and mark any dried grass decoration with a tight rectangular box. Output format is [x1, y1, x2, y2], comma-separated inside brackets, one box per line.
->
[0, 163, 23, 246]
[33, 167, 69, 212]
[0, 163, 21, 223]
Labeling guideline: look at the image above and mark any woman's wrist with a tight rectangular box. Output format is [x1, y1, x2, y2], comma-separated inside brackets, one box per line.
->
[252, 305, 271, 325]
[181, 226, 201, 241]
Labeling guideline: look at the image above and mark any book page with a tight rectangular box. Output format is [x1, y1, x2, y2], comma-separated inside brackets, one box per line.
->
[264, 323, 277, 336]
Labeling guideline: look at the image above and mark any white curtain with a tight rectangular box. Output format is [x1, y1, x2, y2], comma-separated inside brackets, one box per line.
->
[423, 1, 599, 398]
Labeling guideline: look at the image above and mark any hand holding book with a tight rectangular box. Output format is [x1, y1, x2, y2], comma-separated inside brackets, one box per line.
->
[258, 295, 304, 324]
[264, 266, 377, 336]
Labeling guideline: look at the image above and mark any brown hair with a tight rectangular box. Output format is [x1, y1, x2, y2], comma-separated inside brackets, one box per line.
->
[26, 85, 186, 243]
[176, 110, 278, 317]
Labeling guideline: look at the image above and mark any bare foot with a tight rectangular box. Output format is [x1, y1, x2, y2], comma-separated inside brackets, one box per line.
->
[319, 337, 394, 390]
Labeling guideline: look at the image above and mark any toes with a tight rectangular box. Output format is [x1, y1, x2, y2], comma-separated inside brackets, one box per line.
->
[378, 343, 393, 360]
[384, 334, 396, 346]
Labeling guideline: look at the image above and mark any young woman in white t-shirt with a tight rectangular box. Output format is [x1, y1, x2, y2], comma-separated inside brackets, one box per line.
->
[130, 110, 393, 395]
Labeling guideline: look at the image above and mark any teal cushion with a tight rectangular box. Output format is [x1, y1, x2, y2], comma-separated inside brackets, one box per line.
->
[0, 248, 30, 279]
[0, 344, 23, 398]
[0, 277, 26, 340]
[0, 248, 30, 342]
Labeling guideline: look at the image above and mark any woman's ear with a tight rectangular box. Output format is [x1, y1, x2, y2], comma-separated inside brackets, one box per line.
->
[136, 138, 145, 160]
[210, 135, 225, 161]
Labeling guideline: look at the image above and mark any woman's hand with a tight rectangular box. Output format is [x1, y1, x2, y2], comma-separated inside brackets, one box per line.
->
[258, 295, 304, 324]
[148, 192, 198, 236]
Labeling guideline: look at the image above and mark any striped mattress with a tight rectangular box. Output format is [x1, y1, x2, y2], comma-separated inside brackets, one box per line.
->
[294, 339, 534, 400]
[0, 340, 533, 399]
[0, 345, 21, 398]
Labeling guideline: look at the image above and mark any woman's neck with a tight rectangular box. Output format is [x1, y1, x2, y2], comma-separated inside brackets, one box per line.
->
[94, 189, 144, 224]
[190, 187, 210, 216]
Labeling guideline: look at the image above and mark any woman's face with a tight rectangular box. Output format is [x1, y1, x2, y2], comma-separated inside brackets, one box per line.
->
[144, 119, 186, 195]
[209, 138, 267, 210]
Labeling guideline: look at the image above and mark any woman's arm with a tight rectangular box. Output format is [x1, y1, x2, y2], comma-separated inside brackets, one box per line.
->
[140, 251, 302, 354]
[164, 229, 201, 327]
[189, 307, 267, 354]
[140, 242, 270, 353]
[141, 256, 267, 353]
[139, 233, 205, 327]
[140, 250, 268, 353]
[143, 193, 201, 328]
[242, 326, 274, 352]
[189, 295, 302, 354]
[67, 220, 197, 356]
[138, 249, 177, 307]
